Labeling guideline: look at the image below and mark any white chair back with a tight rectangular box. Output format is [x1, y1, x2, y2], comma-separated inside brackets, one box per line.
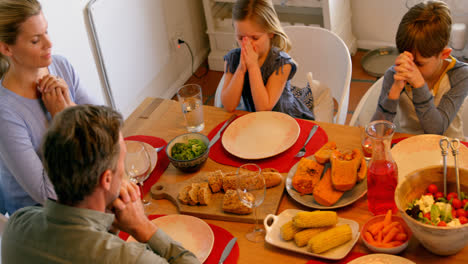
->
[348, 77, 383, 127]
[214, 74, 225, 108]
[284, 26, 352, 124]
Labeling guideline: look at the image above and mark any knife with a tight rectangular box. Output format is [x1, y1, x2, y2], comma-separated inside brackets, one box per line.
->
[209, 114, 237, 148]
[218, 237, 237, 264]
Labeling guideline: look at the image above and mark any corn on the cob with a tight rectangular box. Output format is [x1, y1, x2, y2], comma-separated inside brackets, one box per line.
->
[292, 211, 337, 228]
[294, 226, 332, 247]
[280, 221, 303, 241]
[307, 224, 352, 253]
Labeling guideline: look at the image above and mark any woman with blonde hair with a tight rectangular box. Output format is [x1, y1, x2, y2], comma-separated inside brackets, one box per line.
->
[221, 0, 314, 120]
[0, 0, 95, 214]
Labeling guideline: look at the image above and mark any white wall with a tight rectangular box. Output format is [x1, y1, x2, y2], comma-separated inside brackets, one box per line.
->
[40, 0, 208, 117]
[352, 0, 468, 50]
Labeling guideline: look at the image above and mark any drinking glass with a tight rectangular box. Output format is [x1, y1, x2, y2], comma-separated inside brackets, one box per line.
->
[177, 84, 205, 132]
[124, 141, 152, 205]
[236, 163, 266, 243]
[361, 126, 372, 161]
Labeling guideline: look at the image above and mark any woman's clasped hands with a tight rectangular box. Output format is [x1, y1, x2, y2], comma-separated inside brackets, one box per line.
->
[37, 74, 75, 117]
[240, 36, 259, 72]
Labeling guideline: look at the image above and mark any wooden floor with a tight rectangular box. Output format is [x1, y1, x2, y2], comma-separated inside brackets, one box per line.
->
[177, 50, 379, 125]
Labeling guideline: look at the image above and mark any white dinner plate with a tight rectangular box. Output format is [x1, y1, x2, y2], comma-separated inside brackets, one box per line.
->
[391, 134, 468, 182]
[347, 253, 416, 264]
[128, 215, 214, 262]
[264, 209, 360, 260]
[221, 111, 300, 159]
[285, 156, 367, 209]
[125, 140, 158, 182]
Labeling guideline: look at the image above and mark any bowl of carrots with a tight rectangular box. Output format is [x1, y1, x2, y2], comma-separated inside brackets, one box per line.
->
[361, 210, 412, 254]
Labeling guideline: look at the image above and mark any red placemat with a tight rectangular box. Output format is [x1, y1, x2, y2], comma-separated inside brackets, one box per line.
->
[208, 116, 328, 173]
[119, 215, 239, 264]
[124, 135, 170, 196]
[392, 137, 468, 148]
[306, 252, 366, 264]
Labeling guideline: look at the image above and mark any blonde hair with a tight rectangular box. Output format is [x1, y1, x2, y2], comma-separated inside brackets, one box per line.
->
[396, 1, 451, 58]
[232, 0, 291, 52]
[0, 0, 42, 79]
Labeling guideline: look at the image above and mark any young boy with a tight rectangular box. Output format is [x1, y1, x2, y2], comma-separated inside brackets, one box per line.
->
[372, 1, 468, 139]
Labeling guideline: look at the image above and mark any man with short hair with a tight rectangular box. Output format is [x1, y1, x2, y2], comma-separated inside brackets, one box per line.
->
[1, 105, 200, 263]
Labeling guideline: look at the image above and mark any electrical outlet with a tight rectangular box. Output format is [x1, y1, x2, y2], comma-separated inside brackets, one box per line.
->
[172, 32, 184, 50]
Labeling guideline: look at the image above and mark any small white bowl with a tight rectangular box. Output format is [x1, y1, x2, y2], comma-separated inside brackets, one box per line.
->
[360, 214, 411, 254]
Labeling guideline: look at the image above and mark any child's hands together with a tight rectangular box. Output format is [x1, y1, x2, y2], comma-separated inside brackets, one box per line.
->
[241, 36, 259, 70]
[393, 51, 425, 89]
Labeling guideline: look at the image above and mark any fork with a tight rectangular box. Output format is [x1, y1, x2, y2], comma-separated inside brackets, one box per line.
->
[295, 125, 319, 158]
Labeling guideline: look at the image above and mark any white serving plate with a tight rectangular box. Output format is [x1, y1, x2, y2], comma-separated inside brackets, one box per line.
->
[263, 209, 360, 260]
[347, 253, 416, 264]
[221, 111, 300, 159]
[128, 214, 213, 263]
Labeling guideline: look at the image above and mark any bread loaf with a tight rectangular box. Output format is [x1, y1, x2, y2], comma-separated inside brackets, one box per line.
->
[292, 158, 324, 195]
[188, 183, 200, 205]
[222, 189, 253, 215]
[330, 149, 361, 191]
[313, 168, 344, 206]
[221, 169, 281, 191]
[314, 141, 337, 164]
[207, 170, 224, 193]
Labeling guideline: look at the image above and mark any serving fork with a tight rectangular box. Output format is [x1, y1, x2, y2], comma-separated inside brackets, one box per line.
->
[295, 125, 319, 158]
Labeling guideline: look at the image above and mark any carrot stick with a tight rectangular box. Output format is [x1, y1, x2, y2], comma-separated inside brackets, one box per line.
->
[383, 227, 399, 243]
[395, 232, 408, 241]
[376, 230, 383, 243]
[383, 209, 392, 226]
[364, 231, 376, 243]
[368, 222, 384, 236]
[382, 222, 399, 236]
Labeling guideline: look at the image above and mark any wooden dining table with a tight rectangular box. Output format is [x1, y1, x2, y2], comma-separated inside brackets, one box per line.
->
[122, 97, 467, 264]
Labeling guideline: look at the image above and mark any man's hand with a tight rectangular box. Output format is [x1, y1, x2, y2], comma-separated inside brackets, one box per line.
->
[110, 181, 157, 243]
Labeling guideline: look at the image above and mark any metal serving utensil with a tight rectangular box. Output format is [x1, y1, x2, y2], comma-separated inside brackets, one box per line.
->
[450, 138, 461, 199]
[439, 137, 450, 197]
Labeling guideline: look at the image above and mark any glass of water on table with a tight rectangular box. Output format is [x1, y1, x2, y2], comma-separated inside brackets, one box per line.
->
[177, 84, 205, 132]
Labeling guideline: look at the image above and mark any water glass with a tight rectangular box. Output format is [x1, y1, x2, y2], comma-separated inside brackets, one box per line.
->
[177, 84, 205, 132]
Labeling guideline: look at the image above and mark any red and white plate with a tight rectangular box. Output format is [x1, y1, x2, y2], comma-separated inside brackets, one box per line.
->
[222, 111, 300, 159]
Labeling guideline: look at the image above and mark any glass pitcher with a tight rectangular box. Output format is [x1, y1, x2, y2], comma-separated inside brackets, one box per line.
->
[366, 120, 398, 215]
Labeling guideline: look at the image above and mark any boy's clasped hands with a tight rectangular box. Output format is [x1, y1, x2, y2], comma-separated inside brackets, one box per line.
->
[389, 51, 425, 100]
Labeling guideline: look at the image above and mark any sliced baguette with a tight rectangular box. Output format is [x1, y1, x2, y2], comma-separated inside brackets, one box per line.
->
[188, 183, 200, 205]
[197, 182, 212, 205]
[178, 185, 192, 205]
[222, 189, 253, 215]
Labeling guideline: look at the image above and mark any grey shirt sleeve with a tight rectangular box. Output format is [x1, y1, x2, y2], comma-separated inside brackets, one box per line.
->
[138, 229, 200, 264]
[412, 64, 468, 134]
[371, 68, 399, 122]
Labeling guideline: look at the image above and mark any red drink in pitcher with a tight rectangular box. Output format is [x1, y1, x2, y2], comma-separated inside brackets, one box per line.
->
[367, 159, 398, 215]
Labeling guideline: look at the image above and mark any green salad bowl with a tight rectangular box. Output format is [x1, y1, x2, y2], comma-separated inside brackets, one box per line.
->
[166, 132, 210, 172]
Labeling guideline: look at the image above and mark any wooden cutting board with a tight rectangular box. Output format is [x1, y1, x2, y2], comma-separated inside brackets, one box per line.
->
[150, 173, 285, 223]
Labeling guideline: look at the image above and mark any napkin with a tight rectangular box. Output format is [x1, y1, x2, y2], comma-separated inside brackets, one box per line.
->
[124, 135, 170, 196]
[306, 252, 366, 264]
[208, 117, 328, 173]
[119, 215, 239, 264]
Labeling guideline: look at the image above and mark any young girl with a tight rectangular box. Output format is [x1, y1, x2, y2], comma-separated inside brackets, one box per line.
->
[0, 0, 95, 214]
[221, 0, 314, 120]
[372, 1, 468, 139]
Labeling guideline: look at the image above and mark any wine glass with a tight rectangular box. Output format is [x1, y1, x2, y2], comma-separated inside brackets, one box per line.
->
[124, 141, 152, 205]
[236, 163, 266, 243]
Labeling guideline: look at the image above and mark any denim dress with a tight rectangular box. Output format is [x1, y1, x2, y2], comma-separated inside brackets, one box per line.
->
[224, 47, 315, 120]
